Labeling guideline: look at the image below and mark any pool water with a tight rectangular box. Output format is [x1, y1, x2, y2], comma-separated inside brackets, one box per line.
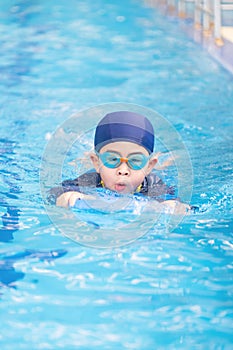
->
[0, 0, 233, 349]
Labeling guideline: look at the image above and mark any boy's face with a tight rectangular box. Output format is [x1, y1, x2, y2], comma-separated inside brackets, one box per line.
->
[90, 141, 157, 194]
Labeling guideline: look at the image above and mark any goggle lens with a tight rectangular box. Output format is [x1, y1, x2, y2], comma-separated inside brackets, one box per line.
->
[98, 152, 149, 170]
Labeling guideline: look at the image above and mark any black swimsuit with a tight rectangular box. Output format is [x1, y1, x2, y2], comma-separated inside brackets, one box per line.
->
[48, 170, 176, 205]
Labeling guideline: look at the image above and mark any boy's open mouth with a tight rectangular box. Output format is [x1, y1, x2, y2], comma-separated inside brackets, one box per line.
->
[115, 183, 127, 192]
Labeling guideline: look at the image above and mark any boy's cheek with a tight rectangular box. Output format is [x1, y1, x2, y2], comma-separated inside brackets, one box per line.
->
[99, 168, 113, 184]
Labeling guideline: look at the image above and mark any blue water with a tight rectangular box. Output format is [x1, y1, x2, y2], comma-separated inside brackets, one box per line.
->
[0, 0, 233, 349]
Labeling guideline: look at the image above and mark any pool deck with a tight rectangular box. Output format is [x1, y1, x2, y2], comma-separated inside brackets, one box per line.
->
[222, 26, 233, 44]
[147, 2, 233, 75]
[177, 8, 233, 75]
[181, 22, 233, 75]
[219, 27, 233, 74]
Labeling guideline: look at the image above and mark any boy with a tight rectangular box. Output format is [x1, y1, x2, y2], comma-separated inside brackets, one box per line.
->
[50, 111, 191, 214]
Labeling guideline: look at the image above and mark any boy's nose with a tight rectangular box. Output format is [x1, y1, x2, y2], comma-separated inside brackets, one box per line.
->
[117, 162, 130, 176]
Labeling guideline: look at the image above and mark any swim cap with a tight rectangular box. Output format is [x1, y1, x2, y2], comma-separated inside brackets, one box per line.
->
[94, 111, 154, 154]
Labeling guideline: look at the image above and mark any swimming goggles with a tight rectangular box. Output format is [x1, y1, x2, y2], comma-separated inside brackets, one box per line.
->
[96, 151, 150, 170]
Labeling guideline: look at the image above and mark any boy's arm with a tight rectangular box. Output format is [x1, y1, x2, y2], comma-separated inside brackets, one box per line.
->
[56, 191, 95, 208]
[146, 197, 192, 215]
[161, 199, 191, 215]
[47, 171, 100, 206]
[47, 179, 79, 205]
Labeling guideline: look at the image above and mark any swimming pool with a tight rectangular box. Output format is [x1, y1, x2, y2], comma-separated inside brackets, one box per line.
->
[0, 0, 233, 349]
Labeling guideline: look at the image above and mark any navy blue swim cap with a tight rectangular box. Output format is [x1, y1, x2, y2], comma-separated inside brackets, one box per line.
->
[94, 111, 154, 154]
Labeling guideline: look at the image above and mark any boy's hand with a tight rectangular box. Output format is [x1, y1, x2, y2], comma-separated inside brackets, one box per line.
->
[162, 200, 191, 215]
[56, 191, 95, 208]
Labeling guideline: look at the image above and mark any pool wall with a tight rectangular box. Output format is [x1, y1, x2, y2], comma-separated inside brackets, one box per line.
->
[145, 0, 233, 74]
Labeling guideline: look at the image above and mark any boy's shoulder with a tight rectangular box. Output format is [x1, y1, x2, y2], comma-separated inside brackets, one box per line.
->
[63, 170, 101, 188]
[140, 172, 176, 199]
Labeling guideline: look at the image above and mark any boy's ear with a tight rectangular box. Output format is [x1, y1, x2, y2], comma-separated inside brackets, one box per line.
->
[90, 152, 100, 173]
[145, 155, 157, 175]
